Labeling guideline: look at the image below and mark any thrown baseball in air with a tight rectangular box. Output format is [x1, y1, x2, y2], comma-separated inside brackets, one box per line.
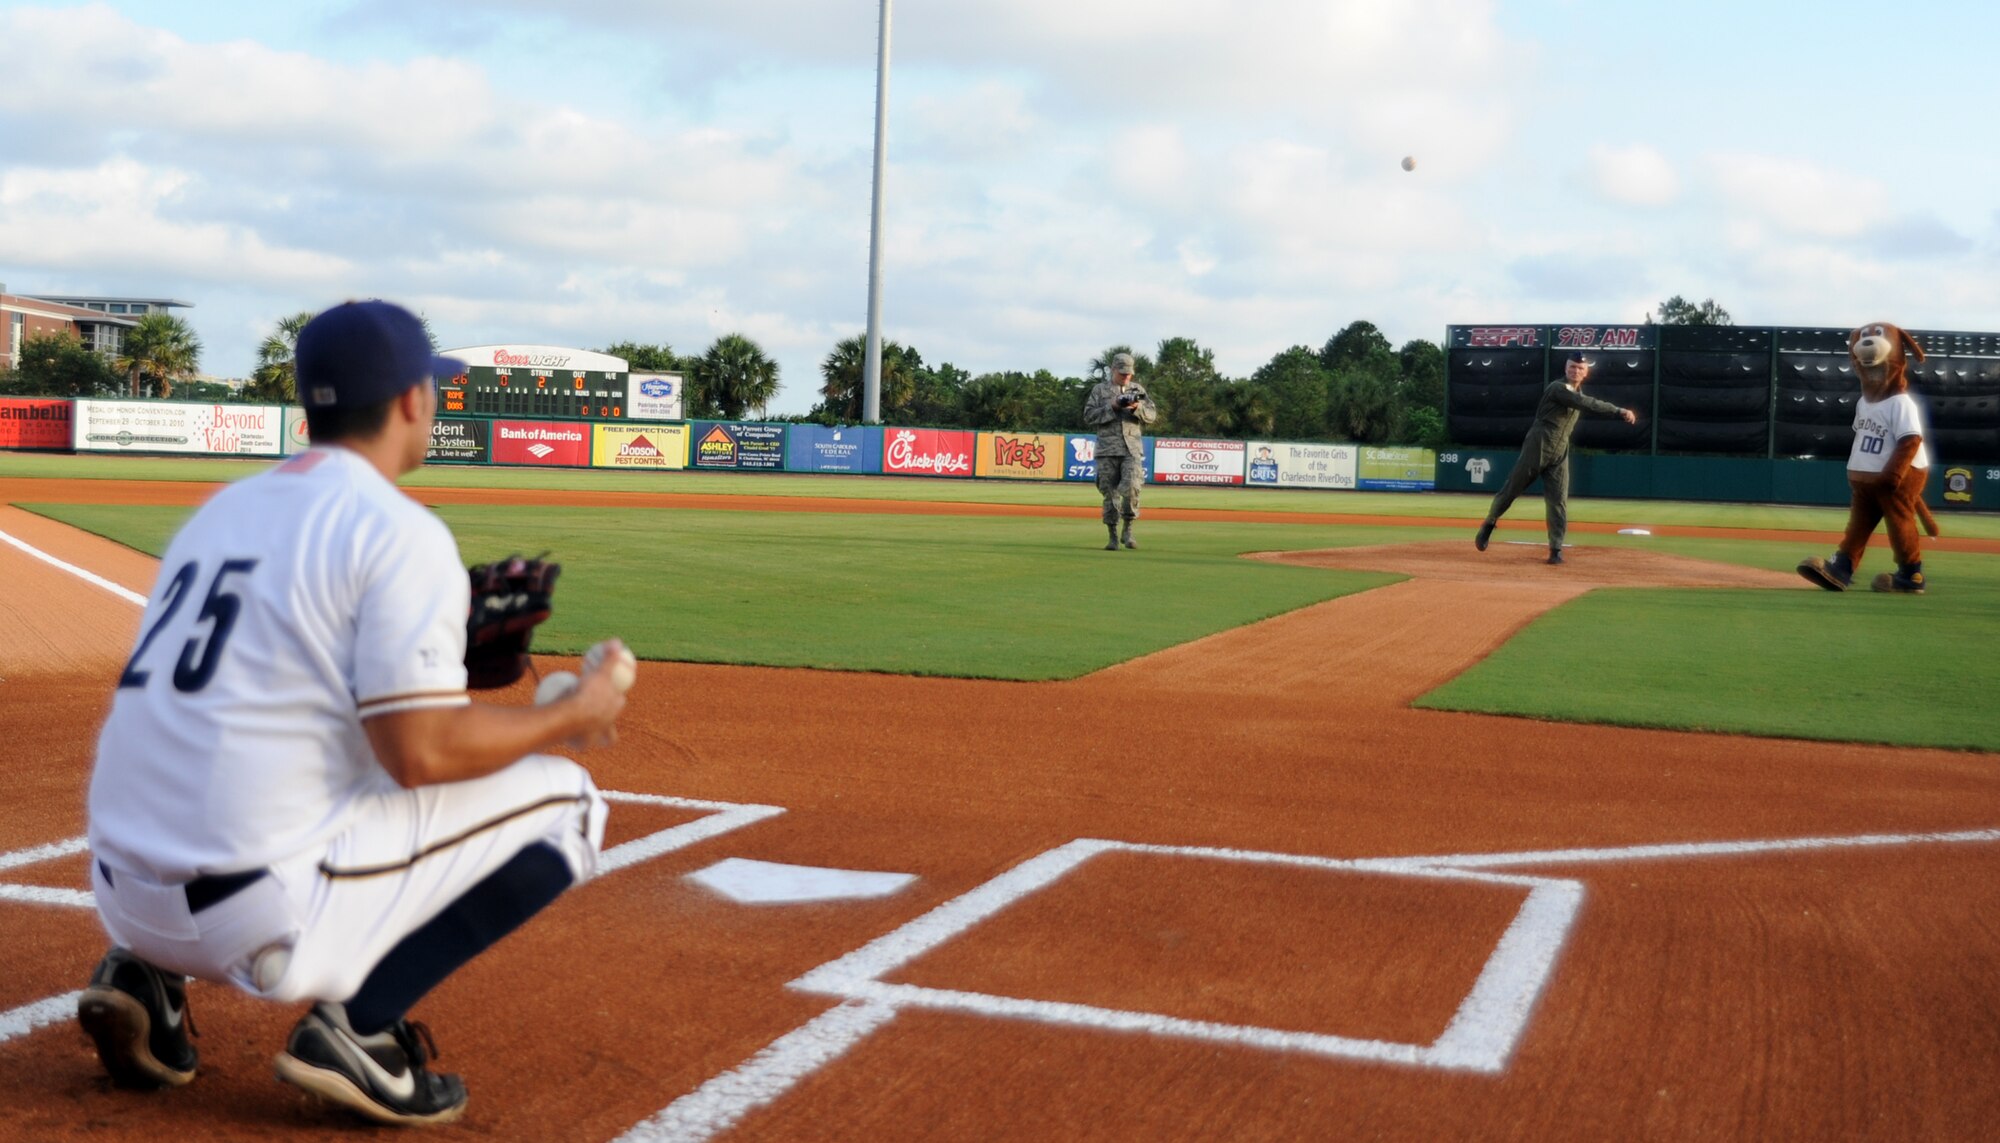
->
[534, 670, 579, 706]
[1401, 155, 1416, 172]
[583, 640, 637, 694]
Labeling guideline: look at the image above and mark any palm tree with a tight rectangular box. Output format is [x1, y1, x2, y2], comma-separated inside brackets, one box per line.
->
[245, 311, 315, 403]
[696, 333, 780, 421]
[820, 335, 916, 422]
[115, 313, 202, 398]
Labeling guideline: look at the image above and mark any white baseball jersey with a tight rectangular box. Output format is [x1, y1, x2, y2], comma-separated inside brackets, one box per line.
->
[89, 446, 470, 883]
[1848, 392, 1929, 474]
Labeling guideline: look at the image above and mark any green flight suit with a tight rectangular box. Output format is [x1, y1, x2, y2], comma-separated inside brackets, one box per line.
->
[1485, 380, 1625, 550]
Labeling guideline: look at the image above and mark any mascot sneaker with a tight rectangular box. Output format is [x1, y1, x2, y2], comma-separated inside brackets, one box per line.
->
[1871, 562, 1925, 594]
[77, 947, 198, 1088]
[1797, 552, 1854, 591]
[274, 1003, 468, 1126]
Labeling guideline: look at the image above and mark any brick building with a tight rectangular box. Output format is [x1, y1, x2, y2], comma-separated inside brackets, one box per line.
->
[0, 288, 193, 372]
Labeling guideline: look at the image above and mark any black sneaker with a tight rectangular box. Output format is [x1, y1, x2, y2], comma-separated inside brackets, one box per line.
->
[1547, 549, 1565, 565]
[274, 1003, 468, 1126]
[77, 947, 198, 1088]
[1475, 521, 1494, 552]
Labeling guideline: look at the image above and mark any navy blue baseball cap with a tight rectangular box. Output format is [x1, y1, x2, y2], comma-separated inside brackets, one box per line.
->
[1566, 351, 1590, 364]
[296, 300, 466, 410]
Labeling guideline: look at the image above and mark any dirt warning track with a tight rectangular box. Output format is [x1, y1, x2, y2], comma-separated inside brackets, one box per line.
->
[3, 492, 1998, 1142]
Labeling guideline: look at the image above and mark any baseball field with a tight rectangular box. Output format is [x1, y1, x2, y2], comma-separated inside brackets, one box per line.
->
[4, 451, 2000, 1140]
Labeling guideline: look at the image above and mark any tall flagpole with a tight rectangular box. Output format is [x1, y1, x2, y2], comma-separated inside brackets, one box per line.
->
[862, 0, 892, 424]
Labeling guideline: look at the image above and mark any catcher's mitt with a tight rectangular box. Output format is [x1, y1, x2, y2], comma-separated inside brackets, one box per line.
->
[464, 554, 561, 689]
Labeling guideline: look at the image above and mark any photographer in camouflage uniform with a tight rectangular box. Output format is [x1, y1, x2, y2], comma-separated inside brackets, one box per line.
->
[1082, 352, 1158, 550]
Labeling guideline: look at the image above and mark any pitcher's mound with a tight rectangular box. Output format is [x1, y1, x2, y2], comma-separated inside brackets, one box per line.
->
[1253, 540, 1804, 590]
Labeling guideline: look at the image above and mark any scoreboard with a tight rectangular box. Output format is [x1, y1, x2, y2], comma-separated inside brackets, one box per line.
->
[436, 344, 683, 421]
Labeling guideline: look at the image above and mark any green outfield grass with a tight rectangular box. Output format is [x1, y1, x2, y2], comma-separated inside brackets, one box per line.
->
[1417, 539, 2000, 751]
[7, 450, 1997, 537]
[12, 452, 1999, 749]
[22, 502, 1396, 680]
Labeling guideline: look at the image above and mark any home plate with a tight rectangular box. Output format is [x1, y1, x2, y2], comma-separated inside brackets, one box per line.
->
[688, 858, 918, 904]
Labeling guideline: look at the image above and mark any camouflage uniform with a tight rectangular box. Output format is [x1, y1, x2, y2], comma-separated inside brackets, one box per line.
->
[1083, 377, 1157, 533]
[1484, 379, 1625, 551]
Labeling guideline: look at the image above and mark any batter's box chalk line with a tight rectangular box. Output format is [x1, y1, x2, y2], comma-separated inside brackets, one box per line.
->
[618, 825, 2000, 1143]
[0, 790, 785, 1051]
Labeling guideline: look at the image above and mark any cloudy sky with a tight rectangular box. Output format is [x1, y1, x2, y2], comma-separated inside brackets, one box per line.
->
[3, 1, 1995, 413]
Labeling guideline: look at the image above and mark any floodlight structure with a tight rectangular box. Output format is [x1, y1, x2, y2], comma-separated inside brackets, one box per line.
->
[862, 0, 893, 424]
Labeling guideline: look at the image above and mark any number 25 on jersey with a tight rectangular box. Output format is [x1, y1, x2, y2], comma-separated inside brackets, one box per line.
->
[119, 558, 259, 693]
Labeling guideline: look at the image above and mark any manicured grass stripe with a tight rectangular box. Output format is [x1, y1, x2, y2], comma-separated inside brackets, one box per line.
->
[1415, 562, 2000, 752]
[22, 502, 1395, 681]
[10, 450, 1994, 537]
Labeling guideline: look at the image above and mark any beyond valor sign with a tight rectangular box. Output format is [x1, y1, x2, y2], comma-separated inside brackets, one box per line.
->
[73, 400, 284, 455]
[425, 418, 490, 463]
[1152, 438, 1246, 484]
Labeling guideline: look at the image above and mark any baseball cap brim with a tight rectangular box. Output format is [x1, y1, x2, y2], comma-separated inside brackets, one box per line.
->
[430, 354, 467, 381]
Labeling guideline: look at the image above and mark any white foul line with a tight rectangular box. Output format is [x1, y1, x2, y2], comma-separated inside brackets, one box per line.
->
[0, 836, 88, 872]
[599, 792, 785, 874]
[613, 1002, 899, 1143]
[0, 528, 147, 605]
[0, 992, 84, 1046]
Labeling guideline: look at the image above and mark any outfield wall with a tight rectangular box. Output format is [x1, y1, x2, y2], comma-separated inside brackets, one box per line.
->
[10, 396, 2000, 510]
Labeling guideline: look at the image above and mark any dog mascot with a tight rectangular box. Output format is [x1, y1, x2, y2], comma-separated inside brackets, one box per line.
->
[1798, 322, 1940, 594]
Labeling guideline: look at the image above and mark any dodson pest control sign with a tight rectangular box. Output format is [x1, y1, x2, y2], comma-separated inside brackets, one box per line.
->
[1152, 438, 1245, 485]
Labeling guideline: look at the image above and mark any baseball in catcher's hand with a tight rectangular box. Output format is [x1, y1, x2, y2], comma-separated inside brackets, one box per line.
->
[583, 638, 637, 694]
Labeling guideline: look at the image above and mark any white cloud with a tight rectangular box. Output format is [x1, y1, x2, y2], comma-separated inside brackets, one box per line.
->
[1708, 153, 1893, 239]
[1589, 145, 1679, 207]
[0, 159, 352, 285]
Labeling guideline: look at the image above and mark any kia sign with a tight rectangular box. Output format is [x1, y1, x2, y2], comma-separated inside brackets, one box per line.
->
[1152, 438, 1246, 485]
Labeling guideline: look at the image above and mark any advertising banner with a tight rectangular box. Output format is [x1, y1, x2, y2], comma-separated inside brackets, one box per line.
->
[1061, 435, 1155, 482]
[591, 423, 689, 469]
[627, 373, 684, 421]
[1244, 441, 1359, 490]
[691, 422, 787, 470]
[1357, 446, 1438, 491]
[493, 420, 591, 467]
[974, 431, 1065, 480]
[785, 425, 882, 473]
[282, 407, 311, 456]
[1433, 449, 1518, 493]
[1152, 438, 1246, 485]
[884, 427, 975, 477]
[0, 398, 72, 450]
[425, 418, 491, 464]
[73, 400, 285, 455]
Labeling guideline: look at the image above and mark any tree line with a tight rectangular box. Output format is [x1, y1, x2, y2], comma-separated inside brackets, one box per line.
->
[0, 295, 1735, 448]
